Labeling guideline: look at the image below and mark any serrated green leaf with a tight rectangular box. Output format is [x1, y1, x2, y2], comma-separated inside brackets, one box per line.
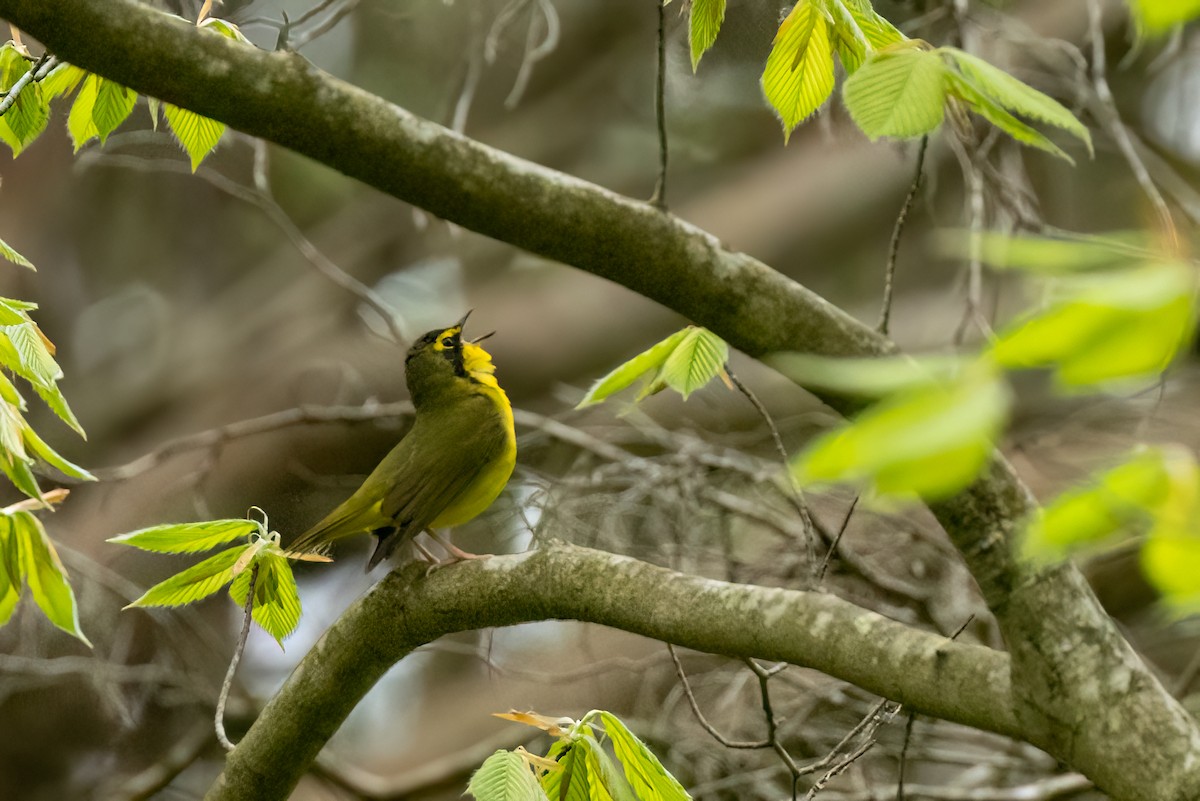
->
[0, 518, 20, 627]
[92, 78, 136, 144]
[576, 328, 692, 408]
[599, 713, 691, 801]
[22, 425, 94, 481]
[163, 103, 225, 171]
[761, 0, 836, 142]
[827, 0, 868, 73]
[1128, 0, 1200, 35]
[0, 450, 41, 499]
[0, 44, 49, 156]
[110, 520, 259, 555]
[469, 750, 548, 801]
[229, 551, 301, 646]
[990, 263, 1196, 387]
[0, 238, 34, 271]
[199, 17, 255, 45]
[127, 544, 250, 608]
[840, 0, 904, 49]
[67, 74, 100, 151]
[767, 353, 967, 397]
[581, 736, 635, 801]
[0, 322, 63, 389]
[40, 63, 86, 100]
[658, 327, 728, 399]
[147, 96, 161, 130]
[844, 48, 947, 139]
[16, 512, 89, 645]
[689, 0, 726, 72]
[943, 48, 1090, 153]
[796, 363, 1010, 500]
[1025, 447, 1179, 560]
[946, 71, 1071, 163]
[32, 382, 84, 438]
[541, 741, 591, 801]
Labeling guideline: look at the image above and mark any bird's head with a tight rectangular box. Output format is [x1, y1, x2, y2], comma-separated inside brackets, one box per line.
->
[405, 311, 497, 404]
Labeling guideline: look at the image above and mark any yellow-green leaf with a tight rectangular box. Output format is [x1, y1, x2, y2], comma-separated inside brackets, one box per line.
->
[767, 353, 966, 397]
[163, 103, 225, 171]
[229, 550, 302, 646]
[22, 425, 94, 481]
[827, 0, 868, 74]
[541, 740, 591, 801]
[127, 544, 250, 608]
[16, 512, 89, 645]
[761, 0, 836, 142]
[109, 519, 258, 554]
[0, 238, 34, 271]
[0, 518, 20, 627]
[838, 0, 904, 49]
[689, 0, 726, 72]
[92, 78, 137, 144]
[599, 712, 691, 801]
[67, 74, 101, 151]
[946, 71, 1071, 163]
[40, 63, 86, 100]
[576, 328, 691, 408]
[470, 750, 549, 801]
[843, 48, 948, 139]
[1128, 0, 1200, 35]
[658, 327, 728, 400]
[935, 230, 1139, 275]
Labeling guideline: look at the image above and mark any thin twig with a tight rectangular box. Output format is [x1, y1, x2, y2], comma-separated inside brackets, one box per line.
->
[745, 657, 802, 799]
[451, 6, 486, 134]
[0, 53, 59, 117]
[215, 564, 258, 752]
[291, 0, 361, 49]
[896, 710, 916, 801]
[726, 366, 818, 576]
[816, 495, 859, 583]
[649, 0, 668, 210]
[669, 644, 770, 749]
[1086, 0, 1178, 253]
[878, 135, 929, 335]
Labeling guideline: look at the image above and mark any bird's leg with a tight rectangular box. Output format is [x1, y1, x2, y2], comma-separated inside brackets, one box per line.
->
[412, 539, 440, 564]
[421, 529, 491, 575]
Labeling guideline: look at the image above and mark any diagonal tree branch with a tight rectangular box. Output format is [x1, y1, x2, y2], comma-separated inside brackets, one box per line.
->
[3, 2, 1199, 799]
[205, 542, 1015, 801]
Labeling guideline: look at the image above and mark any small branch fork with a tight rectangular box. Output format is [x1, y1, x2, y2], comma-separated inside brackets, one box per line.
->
[0, 51, 59, 117]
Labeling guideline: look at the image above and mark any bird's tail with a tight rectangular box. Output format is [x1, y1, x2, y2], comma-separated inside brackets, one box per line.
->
[285, 500, 380, 558]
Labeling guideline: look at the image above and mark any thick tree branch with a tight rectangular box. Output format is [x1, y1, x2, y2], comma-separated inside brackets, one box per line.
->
[3, 2, 1200, 799]
[204, 542, 1014, 801]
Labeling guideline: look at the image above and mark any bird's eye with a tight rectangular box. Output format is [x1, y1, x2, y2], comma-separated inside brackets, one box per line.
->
[440, 337, 454, 348]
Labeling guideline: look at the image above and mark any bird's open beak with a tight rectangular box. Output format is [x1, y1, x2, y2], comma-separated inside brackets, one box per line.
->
[455, 310, 473, 332]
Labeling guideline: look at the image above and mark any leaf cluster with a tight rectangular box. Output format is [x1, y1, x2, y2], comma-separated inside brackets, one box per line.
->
[470, 710, 691, 801]
[0, 497, 88, 644]
[576, 326, 730, 408]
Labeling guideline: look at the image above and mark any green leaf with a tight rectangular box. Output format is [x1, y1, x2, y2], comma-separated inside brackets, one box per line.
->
[67, 73, 101, 151]
[599, 712, 691, 801]
[0, 43, 49, 156]
[127, 544, 251, 608]
[109, 519, 258, 554]
[229, 550, 302, 646]
[827, 1, 868, 74]
[147, 96, 161, 130]
[689, 0, 726, 72]
[990, 263, 1196, 387]
[92, 78, 137, 144]
[0, 238, 34, 271]
[946, 71, 1071, 163]
[843, 47, 947, 139]
[942, 48, 1091, 153]
[767, 353, 966, 397]
[839, 0, 904, 49]
[581, 735, 636, 801]
[761, 0, 836, 142]
[199, 17, 255, 45]
[541, 740, 591, 801]
[576, 328, 691, 408]
[0, 451, 41, 499]
[0, 518, 21, 627]
[22, 425, 94, 480]
[163, 103, 225, 171]
[658, 327, 728, 399]
[0, 321, 63, 388]
[32, 382, 84, 438]
[1128, 0, 1200, 35]
[16, 512, 89, 645]
[935, 230, 1140, 275]
[1024, 447, 1178, 560]
[40, 63, 86, 100]
[469, 750, 548, 801]
[796, 362, 1010, 500]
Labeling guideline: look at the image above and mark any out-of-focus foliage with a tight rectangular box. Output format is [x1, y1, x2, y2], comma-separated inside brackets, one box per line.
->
[1128, 0, 1200, 35]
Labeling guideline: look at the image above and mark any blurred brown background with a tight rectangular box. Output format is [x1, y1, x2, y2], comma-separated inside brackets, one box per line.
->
[0, 0, 1198, 798]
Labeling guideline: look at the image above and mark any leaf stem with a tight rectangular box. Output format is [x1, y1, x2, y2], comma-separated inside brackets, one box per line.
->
[216, 563, 258, 752]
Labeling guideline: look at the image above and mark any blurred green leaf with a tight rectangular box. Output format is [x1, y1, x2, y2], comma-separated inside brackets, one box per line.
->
[92, 77, 136, 143]
[689, 0, 726, 72]
[942, 48, 1091, 154]
[199, 17, 254, 45]
[795, 362, 1010, 500]
[109, 519, 258, 554]
[164, 103, 225, 171]
[599, 712, 691, 801]
[576, 328, 690, 408]
[843, 48, 947, 139]
[229, 550, 302, 647]
[16, 511, 89, 645]
[1128, 0, 1200, 35]
[935, 231, 1145, 275]
[767, 352, 966, 397]
[761, 0, 836, 142]
[127, 544, 251, 608]
[469, 750, 548, 801]
[659, 327, 729, 400]
[990, 263, 1196, 387]
[67, 73, 100, 151]
[0, 238, 34, 271]
[0, 518, 20, 626]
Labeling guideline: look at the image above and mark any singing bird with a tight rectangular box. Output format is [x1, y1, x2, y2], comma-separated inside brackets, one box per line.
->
[287, 313, 516, 570]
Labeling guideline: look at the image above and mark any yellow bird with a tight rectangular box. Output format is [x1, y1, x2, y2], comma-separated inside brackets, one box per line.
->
[287, 312, 516, 570]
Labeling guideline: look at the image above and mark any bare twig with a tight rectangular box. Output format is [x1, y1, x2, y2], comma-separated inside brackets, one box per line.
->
[746, 657, 802, 798]
[648, 0, 668, 210]
[878, 136, 929, 335]
[669, 644, 770, 749]
[897, 710, 917, 801]
[291, 0, 360, 49]
[726, 366, 818, 576]
[216, 564, 258, 752]
[816, 495, 858, 583]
